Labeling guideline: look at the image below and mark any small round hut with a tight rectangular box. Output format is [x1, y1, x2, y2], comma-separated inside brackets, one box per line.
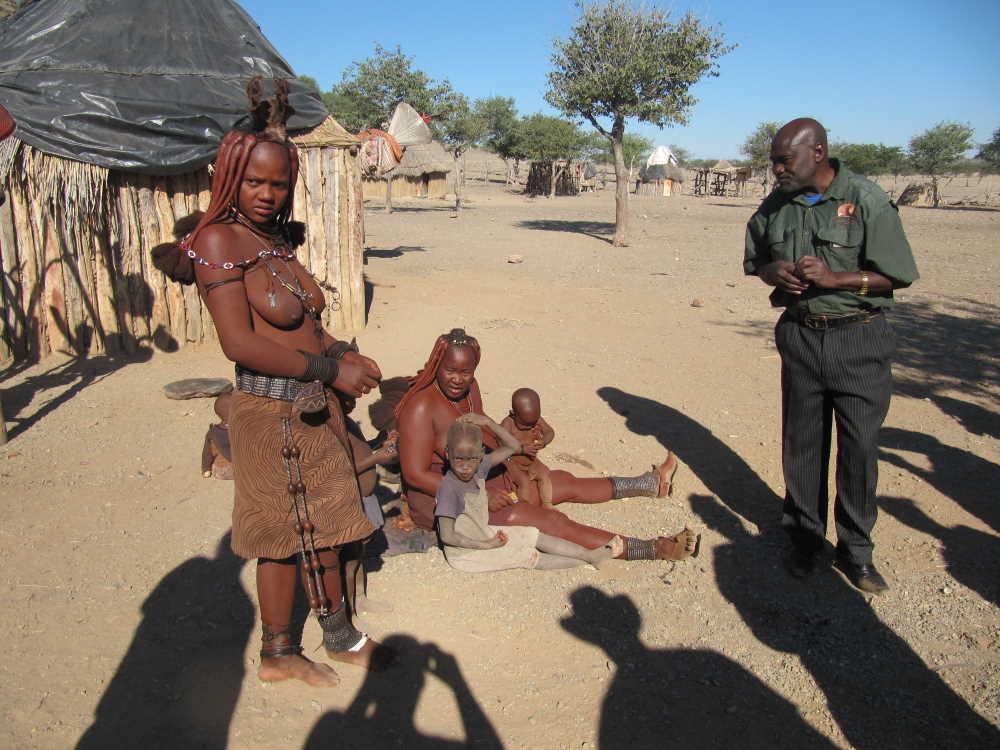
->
[0, 0, 365, 363]
[361, 141, 453, 201]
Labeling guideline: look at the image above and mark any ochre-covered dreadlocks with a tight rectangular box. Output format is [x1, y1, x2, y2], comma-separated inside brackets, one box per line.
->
[394, 329, 481, 418]
[186, 77, 299, 249]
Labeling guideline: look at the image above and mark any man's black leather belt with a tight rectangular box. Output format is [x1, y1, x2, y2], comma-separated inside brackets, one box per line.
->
[793, 308, 883, 330]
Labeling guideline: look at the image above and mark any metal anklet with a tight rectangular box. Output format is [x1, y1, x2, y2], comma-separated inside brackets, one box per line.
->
[611, 472, 658, 499]
[624, 537, 657, 560]
[318, 605, 364, 653]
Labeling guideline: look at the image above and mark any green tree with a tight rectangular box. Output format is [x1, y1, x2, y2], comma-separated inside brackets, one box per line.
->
[297, 75, 321, 94]
[829, 142, 905, 177]
[438, 94, 487, 210]
[908, 122, 975, 207]
[474, 96, 526, 185]
[668, 144, 692, 167]
[976, 128, 1000, 172]
[518, 114, 586, 197]
[328, 44, 455, 134]
[588, 133, 653, 180]
[740, 121, 780, 189]
[546, 1, 733, 246]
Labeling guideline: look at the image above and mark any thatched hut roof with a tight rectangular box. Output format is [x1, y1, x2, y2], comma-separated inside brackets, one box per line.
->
[290, 117, 358, 148]
[712, 159, 736, 172]
[389, 141, 453, 178]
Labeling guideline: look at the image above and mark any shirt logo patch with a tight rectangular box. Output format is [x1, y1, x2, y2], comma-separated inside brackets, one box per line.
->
[837, 203, 856, 218]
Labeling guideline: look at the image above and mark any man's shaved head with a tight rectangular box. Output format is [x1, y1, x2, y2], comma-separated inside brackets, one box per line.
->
[770, 118, 834, 194]
[774, 118, 828, 151]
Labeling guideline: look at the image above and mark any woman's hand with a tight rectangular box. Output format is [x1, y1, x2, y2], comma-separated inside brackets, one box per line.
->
[487, 489, 513, 513]
[332, 352, 381, 397]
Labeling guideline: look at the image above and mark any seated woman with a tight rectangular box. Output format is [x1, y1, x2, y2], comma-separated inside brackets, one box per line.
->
[394, 329, 698, 562]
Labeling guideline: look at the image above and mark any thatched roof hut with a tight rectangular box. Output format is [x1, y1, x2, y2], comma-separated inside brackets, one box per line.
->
[0, 0, 365, 362]
[362, 141, 453, 201]
[712, 159, 736, 172]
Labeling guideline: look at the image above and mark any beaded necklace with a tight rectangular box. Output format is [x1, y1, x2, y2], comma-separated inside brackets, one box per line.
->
[181, 208, 296, 271]
[436, 382, 473, 416]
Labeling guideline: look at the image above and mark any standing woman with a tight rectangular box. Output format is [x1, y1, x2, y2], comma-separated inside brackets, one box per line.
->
[156, 79, 393, 686]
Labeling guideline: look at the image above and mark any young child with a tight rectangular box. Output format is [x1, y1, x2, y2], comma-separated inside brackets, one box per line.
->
[500, 387, 555, 508]
[201, 392, 234, 480]
[435, 413, 622, 573]
[338, 393, 400, 618]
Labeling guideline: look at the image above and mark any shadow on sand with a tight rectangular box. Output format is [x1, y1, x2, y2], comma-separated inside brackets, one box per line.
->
[1, 346, 159, 442]
[691, 492, 998, 749]
[515, 219, 614, 244]
[561, 586, 837, 749]
[76, 532, 253, 749]
[304, 635, 502, 749]
[596, 386, 781, 531]
[365, 246, 429, 260]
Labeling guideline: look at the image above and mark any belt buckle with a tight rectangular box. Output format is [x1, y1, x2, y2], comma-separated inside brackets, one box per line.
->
[803, 314, 828, 330]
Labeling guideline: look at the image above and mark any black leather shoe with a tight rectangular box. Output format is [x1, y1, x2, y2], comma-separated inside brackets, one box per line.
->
[835, 557, 889, 594]
[785, 547, 820, 578]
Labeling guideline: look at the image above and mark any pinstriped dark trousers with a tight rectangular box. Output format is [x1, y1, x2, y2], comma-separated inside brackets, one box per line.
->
[776, 311, 896, 564]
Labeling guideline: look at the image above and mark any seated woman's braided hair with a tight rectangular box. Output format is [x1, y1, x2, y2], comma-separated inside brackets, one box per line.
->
[152, 77, 304, 284]
[393, 328, 481, 419]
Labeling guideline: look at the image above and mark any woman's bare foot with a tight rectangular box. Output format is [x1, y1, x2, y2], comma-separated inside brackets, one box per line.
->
[258, 653, 340, 687]
[588, 535, 624, 569]
[655, 452, 679, 498]
[326, 636, 398, 672]
[655, 528, 700, 560]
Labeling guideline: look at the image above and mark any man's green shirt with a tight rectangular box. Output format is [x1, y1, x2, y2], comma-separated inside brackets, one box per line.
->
[744, 160, 919, 315]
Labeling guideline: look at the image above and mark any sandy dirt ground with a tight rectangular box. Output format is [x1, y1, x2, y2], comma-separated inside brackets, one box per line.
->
[1, 180, 998, 749]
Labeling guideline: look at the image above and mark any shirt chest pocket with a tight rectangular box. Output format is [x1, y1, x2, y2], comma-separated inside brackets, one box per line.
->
[814, 219, 863, 271]
[766, 226, 794, 261]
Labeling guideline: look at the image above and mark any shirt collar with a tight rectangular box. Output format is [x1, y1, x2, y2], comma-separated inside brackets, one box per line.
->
[789, 158, 850, 206]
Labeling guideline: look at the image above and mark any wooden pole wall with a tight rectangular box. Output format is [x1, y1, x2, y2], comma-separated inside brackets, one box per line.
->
[0, 143, 365, 363]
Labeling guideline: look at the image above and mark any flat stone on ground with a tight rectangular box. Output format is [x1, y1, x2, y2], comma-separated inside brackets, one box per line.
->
[163, 378, 233, 400]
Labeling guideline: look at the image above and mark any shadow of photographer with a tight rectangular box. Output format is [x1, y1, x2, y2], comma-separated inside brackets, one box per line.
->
[560, 585, 837, 749]
[76, 532, 253, 749]
[304, 635, 502, 750]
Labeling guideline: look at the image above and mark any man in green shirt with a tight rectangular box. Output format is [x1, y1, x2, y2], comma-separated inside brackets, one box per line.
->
[744, 118, 919, 594]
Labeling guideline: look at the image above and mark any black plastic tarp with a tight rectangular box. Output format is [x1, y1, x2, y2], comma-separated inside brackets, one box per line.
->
[0, 0, 328, 174]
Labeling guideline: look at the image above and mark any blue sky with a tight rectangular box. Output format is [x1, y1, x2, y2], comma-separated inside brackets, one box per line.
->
[242, 0, 1000, 159]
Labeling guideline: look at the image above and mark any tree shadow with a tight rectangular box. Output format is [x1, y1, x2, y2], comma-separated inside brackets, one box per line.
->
[890, 298, 999, 406]
[911, 205, 1000, 213]
[719, 299, 1000, 439]
[880, 426, 999, 533]
[515, 219, 614, 245]
[880, 495, 999, 606]
[595, 386, 781, 533]
[0, 346, 156, 441]
[689, 493, 999, 749]
[368, 205, 467, 214]
[364, 246, 429, 260]
[924, 395, 999, 440]
[76, 532, 253, 750]
[1, 268, 178, 441]
[560, 586, 838, 749]
[304, 635, 502, 749]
